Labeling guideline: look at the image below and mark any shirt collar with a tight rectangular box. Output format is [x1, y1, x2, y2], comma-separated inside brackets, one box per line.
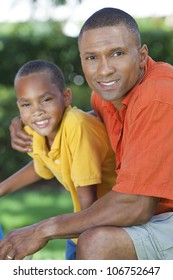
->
[51, 105, 71, 152]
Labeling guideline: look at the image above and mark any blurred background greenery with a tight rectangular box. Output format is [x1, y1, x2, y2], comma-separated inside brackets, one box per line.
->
[0, 0, 173, 259]
[0, 179, 73, 259]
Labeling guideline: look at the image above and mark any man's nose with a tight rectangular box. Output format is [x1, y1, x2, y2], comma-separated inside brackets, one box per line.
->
[97, 57, 115, 76]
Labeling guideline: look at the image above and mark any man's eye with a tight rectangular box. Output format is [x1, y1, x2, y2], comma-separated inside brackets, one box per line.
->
[86, 55, 96, 60]
[113, 51, 124, 57]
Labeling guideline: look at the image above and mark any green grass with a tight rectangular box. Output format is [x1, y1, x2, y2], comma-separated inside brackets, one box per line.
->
[0, 181, 73, 259]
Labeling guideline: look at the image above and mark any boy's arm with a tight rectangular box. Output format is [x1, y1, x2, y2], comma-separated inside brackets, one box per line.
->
[0, 161, 41, 196]
[76, 185, 97, 210]
[9, 116, 33, 153]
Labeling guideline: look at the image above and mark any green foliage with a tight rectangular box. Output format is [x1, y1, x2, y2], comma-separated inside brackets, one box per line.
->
[0, 21, 82, 86]
[142, 30, 173, 64]
[137, 17, 173, 64]
[70, 83, 91, 111]
[137, 16, 173, 32]
[0, 86, 31, 180]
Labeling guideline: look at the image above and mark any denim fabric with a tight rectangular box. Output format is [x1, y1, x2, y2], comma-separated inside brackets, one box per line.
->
[65, 239, 76, 260]
[0, 225, 3, 240]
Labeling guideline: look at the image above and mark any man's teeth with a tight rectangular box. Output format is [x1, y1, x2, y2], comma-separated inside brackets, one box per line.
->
[36, 120, 48, 125]
[101, 81, 116, 86]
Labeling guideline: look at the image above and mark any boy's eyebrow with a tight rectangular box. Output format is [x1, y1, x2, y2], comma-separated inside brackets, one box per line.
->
[17, 91, 55, 102]
[17, 97, 29, 102]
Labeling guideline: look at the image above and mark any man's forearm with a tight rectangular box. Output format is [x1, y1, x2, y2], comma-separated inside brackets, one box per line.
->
[35, 208, 97, 241]
[34, 191, 159, 242]
[0, 191, 158, 259]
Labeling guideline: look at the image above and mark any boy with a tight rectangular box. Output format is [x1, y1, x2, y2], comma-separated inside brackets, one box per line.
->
[0, 59, 116, 259]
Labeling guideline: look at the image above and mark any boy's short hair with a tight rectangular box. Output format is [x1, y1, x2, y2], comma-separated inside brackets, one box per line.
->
[14, 60, 65, 92]
[78, 7, 141, 46]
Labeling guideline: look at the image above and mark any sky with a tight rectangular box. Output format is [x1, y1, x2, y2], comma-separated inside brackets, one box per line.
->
[1, 0, 173, 36]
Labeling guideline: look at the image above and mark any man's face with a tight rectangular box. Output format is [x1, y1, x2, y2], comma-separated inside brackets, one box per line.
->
[79, 25, 147, 108]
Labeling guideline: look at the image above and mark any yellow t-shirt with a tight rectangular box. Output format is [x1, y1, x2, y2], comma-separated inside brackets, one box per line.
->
[25, 106, 116, 213]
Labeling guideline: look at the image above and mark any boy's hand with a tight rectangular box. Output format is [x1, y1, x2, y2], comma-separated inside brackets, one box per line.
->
[9, 117, 33, 153]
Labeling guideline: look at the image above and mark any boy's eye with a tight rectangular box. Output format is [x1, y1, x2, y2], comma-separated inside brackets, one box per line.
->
[21, 103, 30, 107]
[42, 97, 52, 103]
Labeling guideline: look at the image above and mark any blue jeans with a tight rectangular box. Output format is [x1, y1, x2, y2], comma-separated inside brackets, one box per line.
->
[65, 239, 76, 260]
[0, 225, 3, 240]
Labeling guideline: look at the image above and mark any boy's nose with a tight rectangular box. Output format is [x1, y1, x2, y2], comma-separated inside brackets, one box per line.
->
[33, 110, 44, 117]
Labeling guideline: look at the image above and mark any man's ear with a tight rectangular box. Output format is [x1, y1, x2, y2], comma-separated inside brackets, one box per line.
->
[63, 88, 72, 106]
[139, 44, 148, 68]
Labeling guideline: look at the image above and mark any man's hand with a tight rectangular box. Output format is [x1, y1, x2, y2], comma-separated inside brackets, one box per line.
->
[0, 225, 48, 260]
[9, 116, 33, 152]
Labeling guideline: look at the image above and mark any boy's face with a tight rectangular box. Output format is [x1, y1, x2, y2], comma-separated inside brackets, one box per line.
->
[16, 72, 71, 144]
[79, 25, 148, 109]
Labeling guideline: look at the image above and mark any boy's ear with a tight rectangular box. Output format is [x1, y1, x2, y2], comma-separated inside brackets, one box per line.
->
[63, 88, 72, 106]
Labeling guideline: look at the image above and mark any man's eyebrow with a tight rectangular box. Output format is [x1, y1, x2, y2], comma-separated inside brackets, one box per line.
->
[82, 46, 125, 54]
[82, 51, 96, 55]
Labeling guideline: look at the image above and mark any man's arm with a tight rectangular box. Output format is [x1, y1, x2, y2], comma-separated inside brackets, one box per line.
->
[9, 116, 33, 152]
[0, 191, 159, 259]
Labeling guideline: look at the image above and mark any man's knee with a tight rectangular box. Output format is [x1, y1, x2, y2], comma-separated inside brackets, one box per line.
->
[76, 226, 137, 260]
[77, 227, 104, 255]
[78, 227, 101, 247]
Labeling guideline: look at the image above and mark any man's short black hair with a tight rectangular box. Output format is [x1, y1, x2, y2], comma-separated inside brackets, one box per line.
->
[78, 7, 141, 46]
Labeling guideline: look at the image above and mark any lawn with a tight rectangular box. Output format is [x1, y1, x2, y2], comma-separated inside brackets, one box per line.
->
[0, 179, 73, 260]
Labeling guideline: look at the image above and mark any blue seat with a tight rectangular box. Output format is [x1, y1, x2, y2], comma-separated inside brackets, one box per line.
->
[0, 225, 3, 240]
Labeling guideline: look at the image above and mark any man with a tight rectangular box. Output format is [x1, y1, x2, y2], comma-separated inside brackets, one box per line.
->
[1, 7, 173, 260]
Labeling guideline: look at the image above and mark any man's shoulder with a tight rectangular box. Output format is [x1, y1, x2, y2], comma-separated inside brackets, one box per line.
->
[146, 58, 173, 81]
[133, 59, 173, 103]
[126, 61, 173, 121]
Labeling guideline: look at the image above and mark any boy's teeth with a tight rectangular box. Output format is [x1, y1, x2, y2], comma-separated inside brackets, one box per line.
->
[36, 120, 48, 125]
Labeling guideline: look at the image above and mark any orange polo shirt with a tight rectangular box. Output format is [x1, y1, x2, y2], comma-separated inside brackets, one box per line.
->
[91, 57, 173, 214]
